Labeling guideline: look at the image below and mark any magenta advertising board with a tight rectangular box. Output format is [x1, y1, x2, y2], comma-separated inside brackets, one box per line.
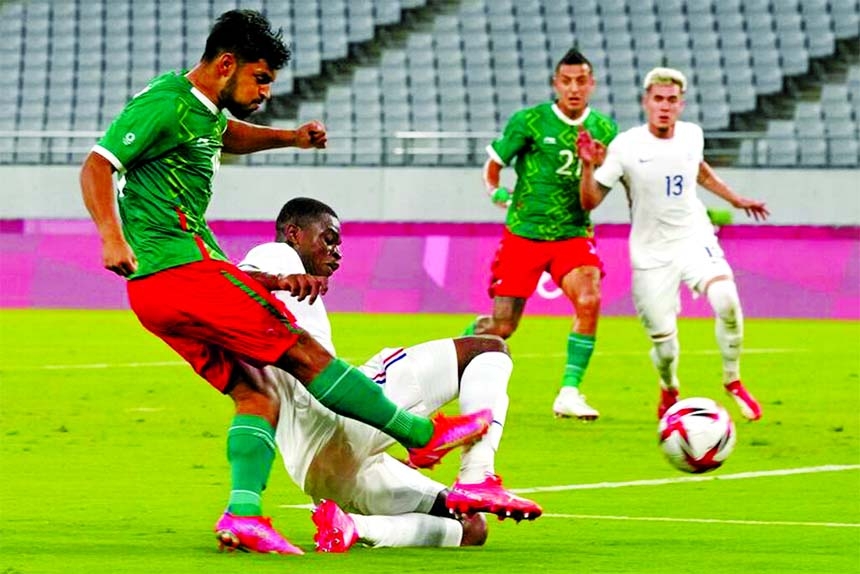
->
[0, 220, 857, 319]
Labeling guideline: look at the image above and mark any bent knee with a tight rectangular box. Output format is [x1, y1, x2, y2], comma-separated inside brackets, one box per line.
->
[706, 279, 741, 322]
[459, 513, 488, 546]
[457, 334, 510, 356]
[651, 333, 679, 363]
[229, 382, 281, 426]
[573, 291, 601, 314]
[474, 317, 518, 339]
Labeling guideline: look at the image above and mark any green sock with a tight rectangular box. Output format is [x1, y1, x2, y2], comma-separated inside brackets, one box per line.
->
[226, 415, 276, 516]
[562, 333, 596, 388]
[308, 358, 433, 448]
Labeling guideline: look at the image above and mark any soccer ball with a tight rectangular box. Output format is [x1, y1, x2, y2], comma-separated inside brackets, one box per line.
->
[658, 397, 736, 474]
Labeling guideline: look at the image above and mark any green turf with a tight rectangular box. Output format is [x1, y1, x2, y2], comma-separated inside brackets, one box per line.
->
[1, 310, 858, 573]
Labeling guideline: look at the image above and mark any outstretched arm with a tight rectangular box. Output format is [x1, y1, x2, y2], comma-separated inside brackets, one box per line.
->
[697, 161, 770, 221]
[222, 119, 327, 154]
[576, 129, 612, 211]
[80, 152, 138, 276]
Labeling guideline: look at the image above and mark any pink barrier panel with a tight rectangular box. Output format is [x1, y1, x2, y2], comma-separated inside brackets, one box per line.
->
[1, 220, 857, 319]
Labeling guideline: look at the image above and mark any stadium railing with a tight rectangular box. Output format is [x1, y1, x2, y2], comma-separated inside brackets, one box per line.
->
[0, 130, 857, 168]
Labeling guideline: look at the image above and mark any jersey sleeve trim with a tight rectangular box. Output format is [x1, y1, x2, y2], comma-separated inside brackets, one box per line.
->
[91, 145, 124, 172]
[486, 144, 505, 166]
[594, 169, 616, 189]
[190, 86, 220, 116]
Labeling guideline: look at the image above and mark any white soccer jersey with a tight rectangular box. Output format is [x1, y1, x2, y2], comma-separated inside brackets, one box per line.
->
[239, 242, 334, 353]
[594, 121, 716, 269]
[237, 243, 451, 513]
[238, 243, 338, 488]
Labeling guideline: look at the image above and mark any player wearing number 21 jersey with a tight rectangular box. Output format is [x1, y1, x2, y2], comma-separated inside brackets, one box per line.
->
[491, 101, 617, 242]
[466, 48, 617, 422]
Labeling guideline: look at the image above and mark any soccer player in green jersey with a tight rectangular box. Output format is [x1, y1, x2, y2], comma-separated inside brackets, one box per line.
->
[465, 48, 618, 421]
[79, 10, 491, 555]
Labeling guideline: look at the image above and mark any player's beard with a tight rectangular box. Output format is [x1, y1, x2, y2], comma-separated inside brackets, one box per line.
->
[220, 74, 257, 120]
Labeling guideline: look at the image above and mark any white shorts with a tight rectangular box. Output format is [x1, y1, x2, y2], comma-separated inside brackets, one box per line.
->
[632, 240, 733, 337]
[273, 339, 461, 516]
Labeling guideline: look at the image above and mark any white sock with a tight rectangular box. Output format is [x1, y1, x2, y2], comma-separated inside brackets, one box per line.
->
[457, 351, 512, 483]
[650, 334, 680, 389]
[350, 513, 462, 548]
[707, 280, 744, 384]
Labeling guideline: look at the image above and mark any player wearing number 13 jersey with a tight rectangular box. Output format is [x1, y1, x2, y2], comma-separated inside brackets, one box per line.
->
[578, 67, 769, 423]
[465, 48, 617, 421]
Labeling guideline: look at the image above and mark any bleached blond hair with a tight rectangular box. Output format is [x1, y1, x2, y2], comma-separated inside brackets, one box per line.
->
[642, 67, 688, 93]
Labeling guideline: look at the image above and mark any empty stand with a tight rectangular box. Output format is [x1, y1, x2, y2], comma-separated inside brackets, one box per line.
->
[1, 0, 858, 166]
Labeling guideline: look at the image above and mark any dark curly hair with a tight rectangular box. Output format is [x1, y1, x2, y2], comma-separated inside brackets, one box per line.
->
[275, 198, 339, 241]
[202, 9, 291, 70]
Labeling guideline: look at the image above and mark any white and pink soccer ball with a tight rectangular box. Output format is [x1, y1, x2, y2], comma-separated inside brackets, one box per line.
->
[658, 397, 736, 474]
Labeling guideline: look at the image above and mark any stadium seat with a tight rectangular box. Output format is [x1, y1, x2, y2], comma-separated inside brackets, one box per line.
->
[736, 138, 757, 166]
[828, 136, 859, 166]
[752, 49, 784, 94]
[715, 11, 745, 33]
[727, 81, 758, 113]
[764, 120, 799, 165]
[799, 138, 828, 166]
[831, 0, 860, 39]
[847, 67, 860, 116]
[3, 0, 859, 168]
[804, 14, 837, 58]
[348, 0, 375, 43]
[821, 84, 851, 107]
[374, 0, 402, 26]
[700, 100, 731, 131]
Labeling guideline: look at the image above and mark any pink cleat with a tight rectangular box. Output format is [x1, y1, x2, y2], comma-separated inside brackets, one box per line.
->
[407, 409, 493, 469]
[214, 512, 304, 555]
[312, 499, 359, 553]
[446, 474, 543, 522]
[658, 384, 680, 420]
[725, 380, 762, 421]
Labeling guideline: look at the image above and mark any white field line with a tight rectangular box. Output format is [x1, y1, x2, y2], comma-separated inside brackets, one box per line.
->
[540, 514, 859, 528]
[514, 348, 809, 359]
[510, 464, 860, 494]
[40, 361, 187, 370]
[7, 348, 807, 371]
[275, 503, 859, 529]
[279, 464, 860, 529]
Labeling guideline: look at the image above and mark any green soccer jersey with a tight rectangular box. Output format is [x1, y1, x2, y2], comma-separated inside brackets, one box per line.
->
[488, 103, 618, 241]
[94, 71, 230, 279]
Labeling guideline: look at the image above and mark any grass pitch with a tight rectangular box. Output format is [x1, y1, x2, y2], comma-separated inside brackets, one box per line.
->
[1, 310, 858, 573]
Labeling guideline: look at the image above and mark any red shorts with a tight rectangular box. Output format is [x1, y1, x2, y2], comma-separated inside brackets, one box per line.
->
[127, 259, 301, 393]
[488, 228, 605, 299]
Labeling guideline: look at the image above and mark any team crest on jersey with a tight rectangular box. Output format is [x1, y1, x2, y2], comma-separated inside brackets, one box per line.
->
[123, 132, 136, 145]
[543, 136, 557, 144]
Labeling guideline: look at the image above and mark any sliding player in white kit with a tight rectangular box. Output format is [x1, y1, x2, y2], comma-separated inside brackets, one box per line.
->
[237, 197, 541, 553]
[576, 67, 769, 421]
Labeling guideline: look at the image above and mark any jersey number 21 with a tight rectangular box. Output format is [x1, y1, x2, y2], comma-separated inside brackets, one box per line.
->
[556, 150, 581, 178]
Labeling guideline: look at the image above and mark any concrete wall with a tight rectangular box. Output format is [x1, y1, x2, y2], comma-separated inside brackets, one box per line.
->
[1, 165, 858, 225]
